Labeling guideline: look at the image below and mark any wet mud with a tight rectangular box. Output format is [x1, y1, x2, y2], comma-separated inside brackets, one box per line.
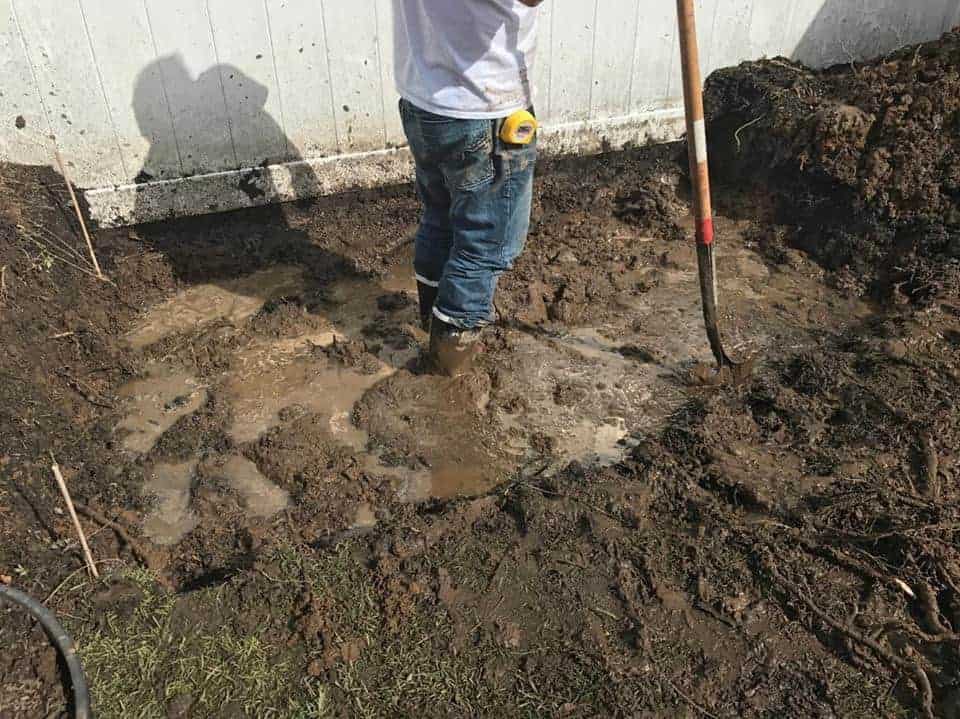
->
[3, 29, 960, 719]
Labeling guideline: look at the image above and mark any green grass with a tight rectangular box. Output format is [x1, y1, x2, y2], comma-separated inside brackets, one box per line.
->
[74, 567, 322, 719]
[284, 543, 517, 717]
[70, 543, 527, 719]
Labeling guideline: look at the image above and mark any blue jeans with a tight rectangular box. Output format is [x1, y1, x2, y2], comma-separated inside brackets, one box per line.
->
[400, 99, 536, 329]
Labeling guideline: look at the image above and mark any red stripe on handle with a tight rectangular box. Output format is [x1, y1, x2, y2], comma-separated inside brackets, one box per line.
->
[696, 217, 714, 246]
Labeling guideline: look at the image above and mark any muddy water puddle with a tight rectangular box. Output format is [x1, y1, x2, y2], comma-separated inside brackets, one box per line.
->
[404, 463, 495, 502]
[223, 333, 396, 444]
[209, 455, 290, 518]
[115, 363, 207, 454]
[142, 461, 198, 546]
[125, 265, 306, 349]
[496, 329, 654, 467]
[118, 254, 742, 547]
[141, 455, 290, 545]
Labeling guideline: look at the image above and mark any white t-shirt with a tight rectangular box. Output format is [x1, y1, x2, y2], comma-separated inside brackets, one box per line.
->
[393, 0, 539, 119]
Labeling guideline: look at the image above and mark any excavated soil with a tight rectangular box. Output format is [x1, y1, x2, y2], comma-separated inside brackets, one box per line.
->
[705, 27, 960, 307]
[2, 29, 960, 719]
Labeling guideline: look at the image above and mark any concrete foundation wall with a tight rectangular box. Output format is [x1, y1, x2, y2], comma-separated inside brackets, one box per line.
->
[1, 0, 956, 226]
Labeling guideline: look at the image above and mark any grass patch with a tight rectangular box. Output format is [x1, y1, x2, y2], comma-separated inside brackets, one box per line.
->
[74, 567, 320, 718]
[289, 538, 625, 718]
[279, 543, 516, 716]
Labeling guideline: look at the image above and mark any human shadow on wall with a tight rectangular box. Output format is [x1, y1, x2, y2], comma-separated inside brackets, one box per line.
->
[131, 54, 326, 287]
[129, 55, 418, 366]
[792, 0, 960, 68]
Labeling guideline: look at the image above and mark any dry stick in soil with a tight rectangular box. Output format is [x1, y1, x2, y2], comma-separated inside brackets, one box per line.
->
[53, 150, 104, 280]
[74, 503, 159, 575]
[920, 433, 940, 500]
[659, 674, 720, 719]
[765, 559, 934, 719]
[50, 457, 99, 579]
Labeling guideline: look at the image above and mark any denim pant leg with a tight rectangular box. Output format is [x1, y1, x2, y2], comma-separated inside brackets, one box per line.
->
[437, 134, 536, 329]
[412, 162, 452, 289]
[401, 100, 453, 288]
[400, 99, 536, 329]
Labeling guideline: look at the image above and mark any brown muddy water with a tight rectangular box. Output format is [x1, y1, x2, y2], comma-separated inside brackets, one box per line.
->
[113, 231, 832, 548]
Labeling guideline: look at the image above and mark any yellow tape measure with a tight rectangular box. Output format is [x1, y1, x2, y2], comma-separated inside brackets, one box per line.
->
[499, 109, 538, 145]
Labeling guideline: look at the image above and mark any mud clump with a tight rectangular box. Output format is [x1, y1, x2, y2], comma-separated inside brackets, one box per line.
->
[323, 336, 383, 374]
[705, 29, 960, 305]
[613, 168, 686, 242]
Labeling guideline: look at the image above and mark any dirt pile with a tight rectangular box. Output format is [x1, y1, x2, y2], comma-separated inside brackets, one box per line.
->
[705, 28, 960, 305]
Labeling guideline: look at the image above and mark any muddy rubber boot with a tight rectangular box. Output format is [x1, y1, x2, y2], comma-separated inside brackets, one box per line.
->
[416, 281, 438, 331]
[428, 317, 481, 377]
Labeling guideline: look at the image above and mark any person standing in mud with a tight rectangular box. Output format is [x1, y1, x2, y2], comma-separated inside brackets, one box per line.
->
[394, 0, 544, 376]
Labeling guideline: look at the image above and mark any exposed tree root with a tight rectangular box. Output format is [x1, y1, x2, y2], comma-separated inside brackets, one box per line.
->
[765, 557, 935, 719]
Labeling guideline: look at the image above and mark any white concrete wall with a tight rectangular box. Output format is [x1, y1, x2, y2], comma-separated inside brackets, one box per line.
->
[1, 0, 955, 226]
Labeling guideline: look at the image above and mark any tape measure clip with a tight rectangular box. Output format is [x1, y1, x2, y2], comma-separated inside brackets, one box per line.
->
[500, 109, 538, 145]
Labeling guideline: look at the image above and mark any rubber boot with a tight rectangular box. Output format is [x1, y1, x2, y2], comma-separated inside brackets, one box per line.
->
[428, 317, 481, 377]
[416, 281, 438, 332]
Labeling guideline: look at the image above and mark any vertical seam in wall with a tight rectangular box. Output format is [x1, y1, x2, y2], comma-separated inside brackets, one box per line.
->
[371, 0, 388, 148]
[586, 0, 599, 120]
[318, 0, 341, 154]
[706, 0, 722, 73]
[665, 6, 679, 104]
[141, 0, 184, 177]
[546, 3, 555, 120]
[943, 0, 957, 33]
[745, 0, 759, 58]
[262, 0, 290, 161]
[627, 0, 643, 113]
[77, 0, 129, 180]
[205, 0, 239, 169]
[9, 0, 55, 144]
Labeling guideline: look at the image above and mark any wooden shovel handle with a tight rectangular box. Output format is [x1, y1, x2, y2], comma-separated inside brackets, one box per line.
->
[676, 0, 713, 247]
